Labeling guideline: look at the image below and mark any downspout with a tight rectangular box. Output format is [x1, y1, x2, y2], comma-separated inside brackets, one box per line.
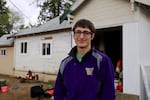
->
[130, 0, 135, 11]
[70, 30, 74, 48]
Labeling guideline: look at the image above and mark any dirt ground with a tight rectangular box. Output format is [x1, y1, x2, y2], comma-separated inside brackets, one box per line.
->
[0, 74, 139, 100]
[0, 74, 54, 100]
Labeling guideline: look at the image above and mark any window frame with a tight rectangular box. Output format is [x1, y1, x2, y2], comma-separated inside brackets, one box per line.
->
[20, 41, 28, 55]
[0, 48, 6, 56]
[40, 40, 52, 58]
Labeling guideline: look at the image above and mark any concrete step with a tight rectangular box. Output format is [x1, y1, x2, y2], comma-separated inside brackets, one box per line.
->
[116, 92, 139, 100]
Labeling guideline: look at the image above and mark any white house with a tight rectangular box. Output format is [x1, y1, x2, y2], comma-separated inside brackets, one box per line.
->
[13, 17, 72, 81]
[60, 0, 150, 99]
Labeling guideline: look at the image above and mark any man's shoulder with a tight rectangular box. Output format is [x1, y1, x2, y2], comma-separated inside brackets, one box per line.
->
[92, 49, 110, 61]
[61, 56, 73, 65]
[60, 56, 73, 75]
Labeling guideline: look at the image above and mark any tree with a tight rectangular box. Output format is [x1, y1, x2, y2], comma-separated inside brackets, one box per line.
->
[8, 9, 25, 33]
[36, 0, 76, 25]
[0, 0, 9, 36]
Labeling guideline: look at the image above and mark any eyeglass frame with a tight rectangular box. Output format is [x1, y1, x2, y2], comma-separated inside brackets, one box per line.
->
[73, 30, 93, 37]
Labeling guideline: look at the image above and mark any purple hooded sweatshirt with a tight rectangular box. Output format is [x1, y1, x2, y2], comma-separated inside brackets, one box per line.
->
[54, 46, 115, 100]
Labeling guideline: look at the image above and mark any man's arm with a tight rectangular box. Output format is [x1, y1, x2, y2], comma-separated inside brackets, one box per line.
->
[99, 55, 115, 100]
[54, 70, 66, 100]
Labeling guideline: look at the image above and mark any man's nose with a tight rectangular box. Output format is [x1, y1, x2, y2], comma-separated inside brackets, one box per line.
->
[79, 33, 84, 38]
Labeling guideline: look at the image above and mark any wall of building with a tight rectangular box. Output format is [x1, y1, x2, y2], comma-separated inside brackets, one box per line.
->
[71, 0, 148, 97]
[73, 0, 138, 28]
[112, 5, 150, 97]
[0, 47, 14, 76]
[14, 31, 72, 76]
[138, 6, 150, 65]
[138, 6, 150, 99]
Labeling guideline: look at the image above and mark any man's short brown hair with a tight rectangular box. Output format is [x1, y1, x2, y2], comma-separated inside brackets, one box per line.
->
[72, 19, 96, 33]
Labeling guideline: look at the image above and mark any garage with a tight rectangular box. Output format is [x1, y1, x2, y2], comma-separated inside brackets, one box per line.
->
[93, 26, 122, 70]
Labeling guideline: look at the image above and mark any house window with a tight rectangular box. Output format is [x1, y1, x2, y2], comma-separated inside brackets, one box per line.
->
[0, 48, 6, 55]
[20, 41, 28, 54]
[41, 40, 52, 57]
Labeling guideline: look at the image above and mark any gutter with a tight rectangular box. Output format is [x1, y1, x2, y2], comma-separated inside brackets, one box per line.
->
[135, 0, 150, 6]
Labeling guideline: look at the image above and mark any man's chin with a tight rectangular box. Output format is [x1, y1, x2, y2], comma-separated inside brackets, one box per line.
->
[78, 45, 86, 49]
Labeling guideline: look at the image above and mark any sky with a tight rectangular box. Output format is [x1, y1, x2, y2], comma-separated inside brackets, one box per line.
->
[7, 0, 41, 26]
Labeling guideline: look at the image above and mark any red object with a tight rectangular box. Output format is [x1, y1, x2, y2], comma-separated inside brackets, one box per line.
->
[117, 60, 121, 69]
[116, 84, 123, 91]
[1, 86, 8, 93]
[46, 89, 54, 96]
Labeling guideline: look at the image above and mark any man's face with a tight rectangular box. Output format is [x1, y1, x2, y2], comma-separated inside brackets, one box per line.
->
[74, 26, 94, 49]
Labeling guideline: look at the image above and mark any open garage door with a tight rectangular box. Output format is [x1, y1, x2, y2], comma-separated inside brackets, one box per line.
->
[93, 26, 123, 91]
[93, 26, 122, 69]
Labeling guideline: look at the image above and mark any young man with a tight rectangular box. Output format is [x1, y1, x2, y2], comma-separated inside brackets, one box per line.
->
[54, 19, 115, 100]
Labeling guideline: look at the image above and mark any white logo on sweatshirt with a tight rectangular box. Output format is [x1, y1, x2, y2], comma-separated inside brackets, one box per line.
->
[85, 67, 94, 75]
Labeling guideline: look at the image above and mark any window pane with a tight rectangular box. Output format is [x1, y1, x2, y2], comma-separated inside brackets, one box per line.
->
[42, 43, 46, 55]
[47, 43, 50, 55]
[24, 42, 27, 53]
[21, 42, 23, 53]
[4, 50, 6, 55]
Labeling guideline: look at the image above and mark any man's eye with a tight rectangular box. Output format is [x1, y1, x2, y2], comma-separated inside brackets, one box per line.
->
[74, 30, 92, 35]
[83, 31, 91, 34]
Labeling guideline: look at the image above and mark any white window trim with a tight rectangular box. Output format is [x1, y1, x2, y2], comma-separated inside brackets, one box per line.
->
[40, 40, 52, 58]
[19, 40, 28, 55]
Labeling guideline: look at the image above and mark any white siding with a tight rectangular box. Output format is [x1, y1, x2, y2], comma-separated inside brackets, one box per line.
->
[14, 31, 71, 74]
[139, 7, 150, 65]
[73, 0, 138, 28]
[122, 7, 150, 95]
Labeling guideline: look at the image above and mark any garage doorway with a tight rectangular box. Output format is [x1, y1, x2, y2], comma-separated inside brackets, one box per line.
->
[93, 26, 122, 69]
[93, 26, 123, 91]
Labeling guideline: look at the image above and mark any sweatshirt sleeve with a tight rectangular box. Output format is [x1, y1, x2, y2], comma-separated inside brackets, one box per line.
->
[54, 70, 66, 100]
[99, 55, 116, 100]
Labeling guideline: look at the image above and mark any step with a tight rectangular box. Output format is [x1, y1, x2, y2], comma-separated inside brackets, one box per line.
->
[116, 92, 139, 100]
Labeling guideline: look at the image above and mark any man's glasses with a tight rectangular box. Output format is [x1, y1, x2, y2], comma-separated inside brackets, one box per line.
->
[74, 30, 93, 37]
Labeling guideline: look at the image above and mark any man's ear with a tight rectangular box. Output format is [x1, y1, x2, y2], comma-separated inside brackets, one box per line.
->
[91, 33, 95, 40]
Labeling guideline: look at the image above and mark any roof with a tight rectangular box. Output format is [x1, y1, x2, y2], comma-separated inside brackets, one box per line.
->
[0, 34, 14, 47]
[135, 0, 150, 6]
[60, 0, 86, 23]
[15, 16, 72, 37]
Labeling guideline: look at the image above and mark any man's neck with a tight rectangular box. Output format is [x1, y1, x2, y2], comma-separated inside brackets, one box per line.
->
[77, 46, 91, 56]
